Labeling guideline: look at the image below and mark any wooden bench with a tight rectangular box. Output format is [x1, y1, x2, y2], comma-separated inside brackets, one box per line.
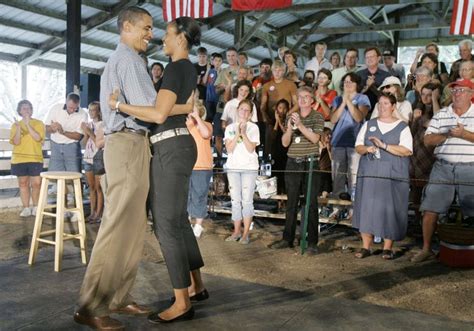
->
[210, 191, 352, 226]
[0, 128, 51, 208]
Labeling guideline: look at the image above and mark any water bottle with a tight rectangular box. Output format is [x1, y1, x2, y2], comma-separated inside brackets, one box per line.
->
[259, 163, 265, 176]
[373, 147, 381, 159]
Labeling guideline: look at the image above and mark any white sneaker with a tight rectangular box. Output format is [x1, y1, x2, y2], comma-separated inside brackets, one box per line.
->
[193, 224, 203, 238]
[20, 207, 31, 217]
[31, 206, 37, 216]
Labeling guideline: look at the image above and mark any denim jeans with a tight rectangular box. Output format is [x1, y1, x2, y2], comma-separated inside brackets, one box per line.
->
[49, 141, 81, 172]
[331, 147, 360, 196]
[284, 158, 320, 245]
[227, 170, 258, 221]
[187, 170, 212, 219]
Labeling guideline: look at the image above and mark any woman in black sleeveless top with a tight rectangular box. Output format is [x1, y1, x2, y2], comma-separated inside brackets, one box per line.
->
[109, 17, 207, 323]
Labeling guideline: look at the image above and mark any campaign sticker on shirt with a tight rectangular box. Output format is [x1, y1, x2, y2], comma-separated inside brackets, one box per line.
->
[369, 126, 377, 132]
[295, 137, 301, 144]
[210, 73, 214, 78]
[269, 85, 275, 91]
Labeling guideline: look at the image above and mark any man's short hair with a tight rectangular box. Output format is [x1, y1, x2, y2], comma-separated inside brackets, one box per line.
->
[66, 92, 80, 104]
[117, 6, 152, 33]
[211, 52, 223, 60]
[197, 47, 208, 55]
[459, 39, 473, 50]
[238, 51, 248, 60]
[260, 58, 273, 67]
[364, 47, 381, 56]
[272, 59, 286, 70]
[297, 86, 315, 96]
[226, 47, 238, 53]
[315, 41, 327, 49]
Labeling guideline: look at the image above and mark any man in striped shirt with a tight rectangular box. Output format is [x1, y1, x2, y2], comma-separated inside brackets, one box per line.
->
[412, 79, 474, 263]
[270, 87, 324, 255]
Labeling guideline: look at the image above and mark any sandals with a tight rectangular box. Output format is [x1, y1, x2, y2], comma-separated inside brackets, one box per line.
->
[355, 248, 371, 259]
[381, 249, 394, 260]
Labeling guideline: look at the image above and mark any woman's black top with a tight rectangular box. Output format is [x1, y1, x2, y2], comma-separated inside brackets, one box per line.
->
[151, 58, 197, 135]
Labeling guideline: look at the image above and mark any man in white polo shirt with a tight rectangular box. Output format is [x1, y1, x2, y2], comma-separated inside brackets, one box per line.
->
[412, 79, 474, 262]
[45, 93, 88, 173]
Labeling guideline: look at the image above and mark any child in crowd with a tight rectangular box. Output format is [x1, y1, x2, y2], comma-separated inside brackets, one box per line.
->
[186, 96, 213, 238]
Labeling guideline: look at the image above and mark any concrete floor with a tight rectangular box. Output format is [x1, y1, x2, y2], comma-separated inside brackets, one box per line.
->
[1, 242, 473, 331]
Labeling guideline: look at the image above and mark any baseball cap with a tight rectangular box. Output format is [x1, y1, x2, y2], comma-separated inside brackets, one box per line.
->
[448, 79, 474, 90]
[383, 50, 395, 57]
[378, 76, 402, 90]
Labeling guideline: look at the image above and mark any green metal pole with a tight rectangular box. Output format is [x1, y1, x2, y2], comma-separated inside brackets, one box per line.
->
[300, 156, 314, 255]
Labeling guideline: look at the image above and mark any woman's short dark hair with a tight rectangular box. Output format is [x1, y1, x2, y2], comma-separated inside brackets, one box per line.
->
[172, 17, 201, 50]
[420, 53, 439, 68]
[379, 92, 397, 105]
[151, 62, 164, 71]
[16, 100, 33, 115]
[421, 82, 442, 94]
[340, 72, 363, 93]
[318, 68, 332, 81]
[233, 80, 253, 100]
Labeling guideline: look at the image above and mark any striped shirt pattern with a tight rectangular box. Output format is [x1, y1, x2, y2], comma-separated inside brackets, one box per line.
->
[287, 110, 324, 158]
[100, 43, 157, 134]
[425, 104, 474, 163]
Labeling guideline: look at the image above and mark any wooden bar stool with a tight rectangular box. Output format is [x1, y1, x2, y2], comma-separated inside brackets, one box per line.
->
[28, 171, 87, 272]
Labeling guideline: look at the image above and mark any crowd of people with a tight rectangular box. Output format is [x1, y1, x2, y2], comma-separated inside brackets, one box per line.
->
[6, 5, 474, 329]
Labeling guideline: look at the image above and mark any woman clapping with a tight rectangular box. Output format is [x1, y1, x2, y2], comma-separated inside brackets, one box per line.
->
[353, 93, 413, 260]
[224, 99, 260, 244]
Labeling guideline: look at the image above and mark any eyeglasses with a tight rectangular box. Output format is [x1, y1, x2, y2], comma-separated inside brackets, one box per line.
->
[298, 95, 313, 101]
[450, 88, 472, 94]
[343, 80, 356, 85]
[383, 85, 395, 89]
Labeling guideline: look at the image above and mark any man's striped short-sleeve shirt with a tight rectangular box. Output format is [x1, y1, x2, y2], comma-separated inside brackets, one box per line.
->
[425, 104, 474, 163]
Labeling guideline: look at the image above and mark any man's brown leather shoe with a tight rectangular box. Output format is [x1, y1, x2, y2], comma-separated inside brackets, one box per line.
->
[73, 312, 124, 330]
[110, 302, 152, 316]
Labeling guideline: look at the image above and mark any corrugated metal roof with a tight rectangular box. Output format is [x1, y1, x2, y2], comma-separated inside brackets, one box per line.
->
[0, 0, 457, 74]
[0, 43, 29, 55]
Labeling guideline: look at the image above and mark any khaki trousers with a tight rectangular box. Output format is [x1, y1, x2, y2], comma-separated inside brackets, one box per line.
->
[77, 132, 150, 316]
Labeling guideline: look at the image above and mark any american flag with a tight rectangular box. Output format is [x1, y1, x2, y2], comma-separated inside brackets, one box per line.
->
[162, 0, 213, 22]
[450, 0, 474, 35]
[231, 0, 292, 11]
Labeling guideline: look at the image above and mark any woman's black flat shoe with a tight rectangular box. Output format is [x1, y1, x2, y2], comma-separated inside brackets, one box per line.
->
[170, 289, 209, 304]
[148, 307, 195, 324]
